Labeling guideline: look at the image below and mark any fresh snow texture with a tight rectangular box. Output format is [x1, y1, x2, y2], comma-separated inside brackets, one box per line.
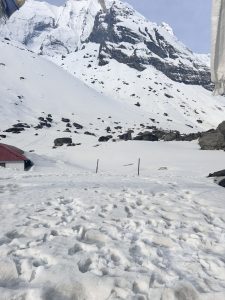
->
[0, 140, 225, 300]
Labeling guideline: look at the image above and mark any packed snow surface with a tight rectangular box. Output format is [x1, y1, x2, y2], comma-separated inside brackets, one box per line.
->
[0, 2, 225, 300]
[0, 141, 225, 300]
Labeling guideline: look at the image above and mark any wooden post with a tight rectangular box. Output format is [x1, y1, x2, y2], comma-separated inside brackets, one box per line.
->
[96, 159, 99, 174]
[138, 158, 140, 176]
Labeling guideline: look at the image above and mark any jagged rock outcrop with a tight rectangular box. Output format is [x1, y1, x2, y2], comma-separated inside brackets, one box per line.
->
[88, 1, 212, 90]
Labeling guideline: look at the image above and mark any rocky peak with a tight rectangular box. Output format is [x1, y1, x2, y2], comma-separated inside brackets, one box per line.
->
[89, 0, 211, 89]
[0, 0, 212, 89]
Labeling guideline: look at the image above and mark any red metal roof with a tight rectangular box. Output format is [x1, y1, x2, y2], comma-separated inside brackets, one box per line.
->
[0, 143, 27, 161]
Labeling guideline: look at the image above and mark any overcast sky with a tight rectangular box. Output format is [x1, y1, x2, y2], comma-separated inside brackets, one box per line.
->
[41, 0, 211, 53]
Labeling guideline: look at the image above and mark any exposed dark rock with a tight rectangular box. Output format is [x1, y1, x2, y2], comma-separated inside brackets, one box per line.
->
[164, 93, 173, 99]
[73, 122, 83, 129]
[62, 118, 70, 123]
[119, 130, 133, 141]
[199, 122, 225, 150]
[54, 137, 72, 146]
[4, 127, 24, 133]
[218, 178, 225, 188]
[84, 131, 95, 136]
[98, 135, 112, 142]
[34, 124, 44, 129]
[46, 117, 53, 123]
[134, 131, 158, 141]
[208, 170, 225, 178]
[13, 123, 30, 128]
[88, 3, 212, 90]
[0, 134, 6, 138]
[199, 130, 225, 150]
[217, 121, 225, 135]
[162, 131, 180, 141]
[180, 132, 201, 141]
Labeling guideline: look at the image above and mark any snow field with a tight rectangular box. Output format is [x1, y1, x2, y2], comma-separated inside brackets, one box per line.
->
[0, 142, 225, 299]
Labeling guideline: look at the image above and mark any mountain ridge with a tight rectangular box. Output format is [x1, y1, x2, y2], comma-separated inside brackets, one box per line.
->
[0, 0, 211, 90]
[0, 0, 225, 135]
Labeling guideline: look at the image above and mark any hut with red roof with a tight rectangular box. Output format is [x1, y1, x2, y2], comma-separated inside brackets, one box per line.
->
[0, 143, 32, 170]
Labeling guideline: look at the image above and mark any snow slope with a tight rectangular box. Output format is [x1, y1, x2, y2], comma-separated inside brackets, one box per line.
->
[0, 37, 225, 139]
[0, 38, 148, 129]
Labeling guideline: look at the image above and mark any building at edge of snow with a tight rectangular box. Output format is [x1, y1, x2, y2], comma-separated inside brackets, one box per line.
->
[0, 143, 33, 170]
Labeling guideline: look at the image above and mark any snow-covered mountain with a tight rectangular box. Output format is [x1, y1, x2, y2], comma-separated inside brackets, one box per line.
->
[2, 3, 225, 300]
[0, 0, 225, 137]
[1, 0, 211, 88]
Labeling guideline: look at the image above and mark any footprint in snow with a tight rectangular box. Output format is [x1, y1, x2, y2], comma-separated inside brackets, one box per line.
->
[78, 258, 92, 273]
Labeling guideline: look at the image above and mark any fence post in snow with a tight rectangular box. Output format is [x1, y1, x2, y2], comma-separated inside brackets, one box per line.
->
[96, 159, 99, 174]
[138, 158, 140, 176]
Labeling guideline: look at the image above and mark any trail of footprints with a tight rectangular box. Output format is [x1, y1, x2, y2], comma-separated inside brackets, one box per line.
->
[1, 184, 225, 297]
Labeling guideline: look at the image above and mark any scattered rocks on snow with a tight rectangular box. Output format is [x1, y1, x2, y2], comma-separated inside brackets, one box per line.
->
[13, 123, 30, 129]
[54, 137, 73, 147]
[4, 127, 25, 134]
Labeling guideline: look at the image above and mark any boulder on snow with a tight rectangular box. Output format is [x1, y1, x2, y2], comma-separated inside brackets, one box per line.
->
[199, 127, 225, 150]
[119, 130, 133, 141]
[217, 121, 225, 135]
[98, 135, 112, 142]
[73, 122, 83, 130]
[180, 132, 201, 142]
[208, 169, 225, 189]
[218, 178, 225, 188]
[162, 131, 180, 141]
[134, 131, 158, 141]
[4, 127, 24, 134]
[208, 170, 225, 178]
[54, 137, 72, 147]
[62, 118, 70, 123]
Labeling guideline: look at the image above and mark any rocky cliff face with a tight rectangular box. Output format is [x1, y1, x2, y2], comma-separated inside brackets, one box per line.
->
[0, 0, 211, 89]
[89, 1, 211, 89]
